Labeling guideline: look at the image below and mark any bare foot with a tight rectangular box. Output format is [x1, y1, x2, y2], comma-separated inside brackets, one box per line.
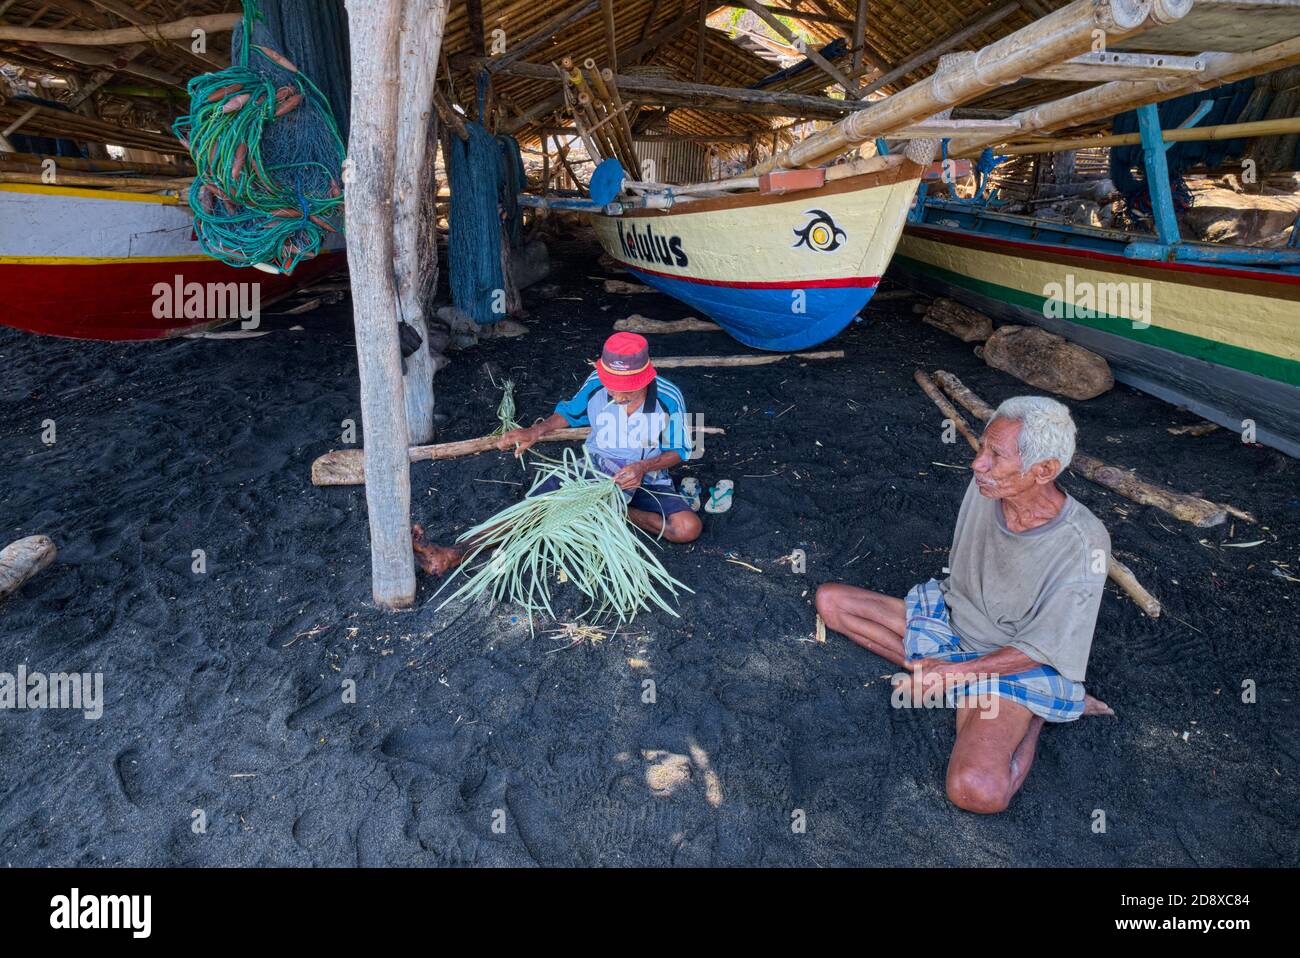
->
[411, 524, 464, 576]
[1083, 694, 1115, 717]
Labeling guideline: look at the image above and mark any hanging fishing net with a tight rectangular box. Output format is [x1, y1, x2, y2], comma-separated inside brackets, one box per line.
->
[172, 0, 349, 274]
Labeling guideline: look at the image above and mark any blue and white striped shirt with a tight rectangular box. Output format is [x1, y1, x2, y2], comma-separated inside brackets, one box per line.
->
[554, 372, 694, 483]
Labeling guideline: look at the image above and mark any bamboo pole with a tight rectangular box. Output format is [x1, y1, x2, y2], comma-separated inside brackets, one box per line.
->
[601, 69, 639, 170]
[859, 2, 1020, 98]
[0, 12, 240, 45]
[984, 116, 1300, 157]
[313, 426, 727, 487]
[952, 33, 1300, 156]
[749, 0, 1181, 175]
[344, 0, 417, 607]
[912, 370, 1161, 616]
[590, 69, 637, 170]
[931, 370, 1255, 527]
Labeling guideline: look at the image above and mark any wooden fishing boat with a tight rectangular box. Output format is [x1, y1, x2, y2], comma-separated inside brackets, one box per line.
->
[892, 202, 1300, 457]
[588, 159, 926, 350]
[0, 182, 346, 341]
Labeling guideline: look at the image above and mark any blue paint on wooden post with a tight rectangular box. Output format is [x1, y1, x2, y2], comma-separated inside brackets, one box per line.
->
[1137, 102, 1181, 247]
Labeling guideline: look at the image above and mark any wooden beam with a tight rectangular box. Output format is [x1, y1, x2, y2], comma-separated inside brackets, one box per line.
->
[860, 1, 1020, 97]
[851, 0, 867, 76]
[601, 0, 618, 71]
[84, 0, 223, 71]
[465, 0, 487, 57]
[737, 0, 861, 99]
[456, 55, 863, 117]
[488, 1, 600, 72]
[992, 115, 1300, 157]
[693, 0, 706, 83]
[0, 12, 239, 45]
[344, 0, 416, 608]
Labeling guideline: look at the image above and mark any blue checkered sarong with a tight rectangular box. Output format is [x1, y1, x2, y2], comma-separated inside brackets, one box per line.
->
[903, 579, 1085, 723]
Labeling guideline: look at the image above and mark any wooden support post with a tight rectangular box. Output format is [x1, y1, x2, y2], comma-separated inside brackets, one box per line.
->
[851, 0, 867, 77]
[344, 0, 416, 608]
[393, 0, 450, 446]
[694, 1, 707, 83]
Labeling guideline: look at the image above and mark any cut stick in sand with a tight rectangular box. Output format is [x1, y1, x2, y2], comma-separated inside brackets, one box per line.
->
[614, 315, 722, 334]
[0, 535, 56, 601]
[931, 370, 1255, 528]
[913, 370, 1160, 617]
[313, 426, 727, 487]
[654, 350, 844, 369]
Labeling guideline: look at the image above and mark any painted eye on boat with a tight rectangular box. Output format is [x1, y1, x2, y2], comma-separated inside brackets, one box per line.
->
[793, 209, 845, 252]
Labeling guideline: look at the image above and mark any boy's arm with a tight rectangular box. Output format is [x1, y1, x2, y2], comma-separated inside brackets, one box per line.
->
[496, 412, 570, 456]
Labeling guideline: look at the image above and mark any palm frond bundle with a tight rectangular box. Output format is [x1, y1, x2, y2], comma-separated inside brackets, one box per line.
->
[489, 376, 520, 436]
[434, 448, 692, 629]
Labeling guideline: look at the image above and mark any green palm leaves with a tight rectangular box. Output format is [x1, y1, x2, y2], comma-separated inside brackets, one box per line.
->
[434, 448, 692, 630]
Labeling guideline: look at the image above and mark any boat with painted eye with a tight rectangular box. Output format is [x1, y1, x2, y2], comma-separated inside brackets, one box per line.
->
[586, 157, 928, 351]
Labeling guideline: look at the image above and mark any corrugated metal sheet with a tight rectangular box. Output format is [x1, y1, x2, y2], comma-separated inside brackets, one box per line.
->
[633, 137, 708, 184]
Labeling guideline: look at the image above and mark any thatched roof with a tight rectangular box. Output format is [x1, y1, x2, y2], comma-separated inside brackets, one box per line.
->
[3, 1, 1298, 153]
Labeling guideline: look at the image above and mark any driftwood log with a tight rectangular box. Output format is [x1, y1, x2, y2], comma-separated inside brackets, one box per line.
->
[0, 536, 56, 601]
[979, 324, 1114, 400]
[313, 426, 727, 487]
[913, 370, 1160, 617]
[932, 370, 1255, 527]
[614, 315, 722, 335]
[920, 297, 993, 343]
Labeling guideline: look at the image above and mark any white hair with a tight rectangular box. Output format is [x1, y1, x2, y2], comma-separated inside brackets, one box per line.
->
[991, 396, 1076, 476]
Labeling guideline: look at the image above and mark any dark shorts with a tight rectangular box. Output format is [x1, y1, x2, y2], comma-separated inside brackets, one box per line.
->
[528, 474, 694, 518]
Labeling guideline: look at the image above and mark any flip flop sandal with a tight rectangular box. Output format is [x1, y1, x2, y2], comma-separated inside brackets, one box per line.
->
[704, 479, 734, 514]
[680, 477, 703, 512]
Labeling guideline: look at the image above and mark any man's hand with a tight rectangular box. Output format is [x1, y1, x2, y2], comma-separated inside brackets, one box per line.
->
[611, 461, 647, 491]
[496, 425, 538, 456]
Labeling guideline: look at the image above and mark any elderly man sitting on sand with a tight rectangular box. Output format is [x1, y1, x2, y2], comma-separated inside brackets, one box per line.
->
[414, 332, 703, 576]
[816, 396, 1114, 814]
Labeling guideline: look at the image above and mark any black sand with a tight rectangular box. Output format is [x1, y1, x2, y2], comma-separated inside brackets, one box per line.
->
[1, 234, 1297, 867]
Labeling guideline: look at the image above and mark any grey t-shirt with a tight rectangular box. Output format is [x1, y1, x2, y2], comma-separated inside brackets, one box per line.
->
[939, 479, 1110, 683]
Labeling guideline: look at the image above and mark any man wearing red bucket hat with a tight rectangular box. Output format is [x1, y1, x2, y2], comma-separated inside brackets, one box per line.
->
[414, 332, 702, 577]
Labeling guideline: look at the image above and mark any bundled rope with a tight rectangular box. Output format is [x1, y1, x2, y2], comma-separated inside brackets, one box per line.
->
[434, 448, 692, 631]
[172, 0, 346, 273]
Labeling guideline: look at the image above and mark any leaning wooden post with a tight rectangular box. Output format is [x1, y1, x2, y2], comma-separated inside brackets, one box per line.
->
[393, 0, 450, 445]
[344, 0, 416, 608]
